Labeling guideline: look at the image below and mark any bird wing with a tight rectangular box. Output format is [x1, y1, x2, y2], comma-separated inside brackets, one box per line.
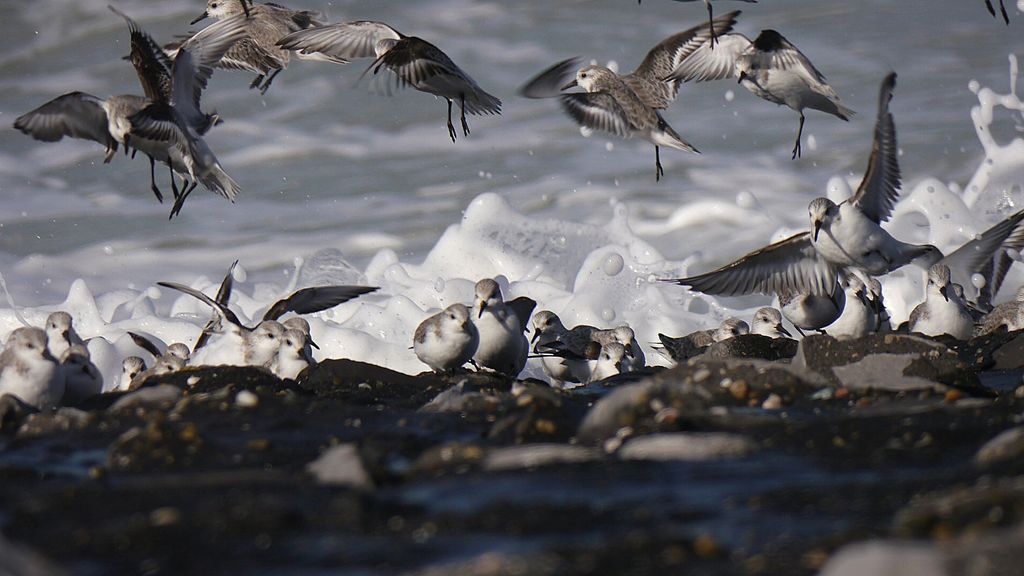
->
[276, 20, 400, 60]
[506, 297, 537, 333]
[941, 209, 1024, 295]
[158, 281, 244, 327]
[519, 57, 581, 99]
[110, 6, 173, 102]
[745, 30, 832, 90]
[215, 260, 239, 306]
[127, 331, 163, 358]
[178, 14, 250, 110]
[630, 9, 741, 84]
[128, 102, 190, 155]
[368, 36, 474, 93]
[559, 92, 633, 137]
[668, 232, 838, 296]
[262, 285, 379, 321]
[847, 73, 901, 223]
[13, 92, 115, 150]
[667, 33, 749, 83]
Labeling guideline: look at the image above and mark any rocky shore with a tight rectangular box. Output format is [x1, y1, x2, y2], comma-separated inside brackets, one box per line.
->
[2, 330, 1024, 575]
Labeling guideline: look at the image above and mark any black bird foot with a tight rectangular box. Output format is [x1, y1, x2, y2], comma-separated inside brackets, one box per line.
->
[447, 120, 457, 143]
[249, 74, 265, 91]
[791, 139, 802, 160]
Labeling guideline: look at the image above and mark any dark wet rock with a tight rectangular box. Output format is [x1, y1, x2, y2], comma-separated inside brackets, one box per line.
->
[107, 412, 207, 472]
[819, 540, 947, 576]
[0, 393, 38, 433]
[793, 333, 983, 394]
[301, 359, 478, 408]
[975, 426, 1024, 467]
[306, 443, 374, 488]
[108, 384, 182, 413]
[0, 534, 66, 576]
[576, 357, 829, 446]
[702, 334, 799, 361]
[894, 476, 1024, 538]
[17, 408, 94, 438]
[482, 444, 602, 472]
[617, 432, 758, 461]
[409, 442, 489, 476]
[958, 329, 1024, 371]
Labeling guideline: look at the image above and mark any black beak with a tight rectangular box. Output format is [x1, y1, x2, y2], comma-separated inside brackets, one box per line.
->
[939, 284, 949, 302]
[778, 324, 793, 338]
[561, 79, 578, 91]
[478, 302, 487, 318]
[309, 336, 320, 350]
[190, 11, 209, 25]
[530, 330, 541, 344]
[62, 330, 69, 340]
[737, 71, 747, 84]
[813, 220, 822, 242]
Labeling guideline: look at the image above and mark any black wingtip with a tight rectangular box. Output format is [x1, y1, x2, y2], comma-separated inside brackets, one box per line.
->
[752, 29, 786, 52]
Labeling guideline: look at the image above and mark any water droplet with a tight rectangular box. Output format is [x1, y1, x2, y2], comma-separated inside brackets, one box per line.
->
[972, 273, 986, 290]
[724, 90, 734, 102]
[102, 245, 114, 255]
[605, 142, 614, 152]
[736, 190, 756, 209]
[601, 307, 615, 322]
[603, 253, 624, 276]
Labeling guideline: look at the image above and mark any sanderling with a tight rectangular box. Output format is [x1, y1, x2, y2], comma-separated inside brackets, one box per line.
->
[864, 277, 891, 333]
[985, 0, 1011, 24]
[184, 0, 342, 94]
[590, 325, 646, 371]
[977, 286, 1024, 335]
[670, 28, 853, 158]
[112, 7, 247, 218]
[277, 20, 501, 142]
[778, 283, 845, 335]
[750, 307, 792, 338]
[471, 279, 529, 377]
[530, 311, 599, 384]
[413, 303, 479, 373]
[117, 356, 147, 392]
[669, 73, 938, 302]
[282, 317, 317, 363]
[14, 92, 146, 165]
[520, 12, 739, 180]
[657, 317, 747, 361]
[825, 275, 875, 339]
[158, 281, 284, 368]
[589, 342, 628, 383]
[59, 344, 103, 405]
[638, 1, 757, 45]
[0, 327, 63, 411]
[272, 328, 312, 380]
[908, 264, 975, 340]
[44, 311, 85, 360]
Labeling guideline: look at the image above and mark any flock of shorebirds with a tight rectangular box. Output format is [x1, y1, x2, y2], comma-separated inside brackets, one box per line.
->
[1, 1, 1022, 410]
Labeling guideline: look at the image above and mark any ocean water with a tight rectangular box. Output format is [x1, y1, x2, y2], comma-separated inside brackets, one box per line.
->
[0, 0, 1021, 387]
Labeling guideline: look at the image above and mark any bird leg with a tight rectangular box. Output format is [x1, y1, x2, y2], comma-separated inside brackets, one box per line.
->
[706, 1, 718, 47]
[148, 156, 164, 204]
[999, 0, 1009, 24]
[249, 74, 266, 91]
[460, 93, 470, 137]
[104, 143, 117, 164]
[792, 113, 805, 159]
[259, 69, 282, 95]
[446, 99, 457, 143]
[169, 181, 199, 220]
[655, 145, 664, 181]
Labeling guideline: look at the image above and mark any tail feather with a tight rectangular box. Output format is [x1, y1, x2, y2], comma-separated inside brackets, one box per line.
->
[652, 114, 699, 154]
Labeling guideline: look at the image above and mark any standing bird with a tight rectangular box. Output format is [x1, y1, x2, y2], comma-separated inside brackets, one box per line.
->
[471, 279, 529, 377]
[589, 342, 629, 383]
[826, 275, 876, 339]
[0, 328, 64, 411]
[273, 328, 313, 380]
[44, 311, 85, 360]
[530, 311, 597, 385]
[413, 303, 479, 373]
[638, 1, 757, 45]
[520, 12, 741, 180]
[778, 282, 845, 335]
[750, 306, 792, 338]
[977, 286, 1024, 335]
[657, 317, 748, 362]
[59, 344, 103, 405]
[182, 0, 344, 94]
[670, 28, 853, 158]
[907, 264, 975, 340]
[277, 20, 501, 142]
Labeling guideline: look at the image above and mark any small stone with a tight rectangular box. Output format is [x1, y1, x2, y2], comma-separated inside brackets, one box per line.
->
[306, 443, 373, 488]
[693, 534, 719, 558]
[236, 390, 259, 408]
[943, 390, 963, 403]
[186, 376, 200, 386]
[762, 393, 783, 410]
[975, 426, 1024, 466]
[728, 379, 748, 400]
[150, 507, 181, 527]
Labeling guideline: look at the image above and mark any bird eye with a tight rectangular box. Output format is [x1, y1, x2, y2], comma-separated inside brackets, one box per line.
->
[211, 2, 218, 8]
[449, 313, 456, 320]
